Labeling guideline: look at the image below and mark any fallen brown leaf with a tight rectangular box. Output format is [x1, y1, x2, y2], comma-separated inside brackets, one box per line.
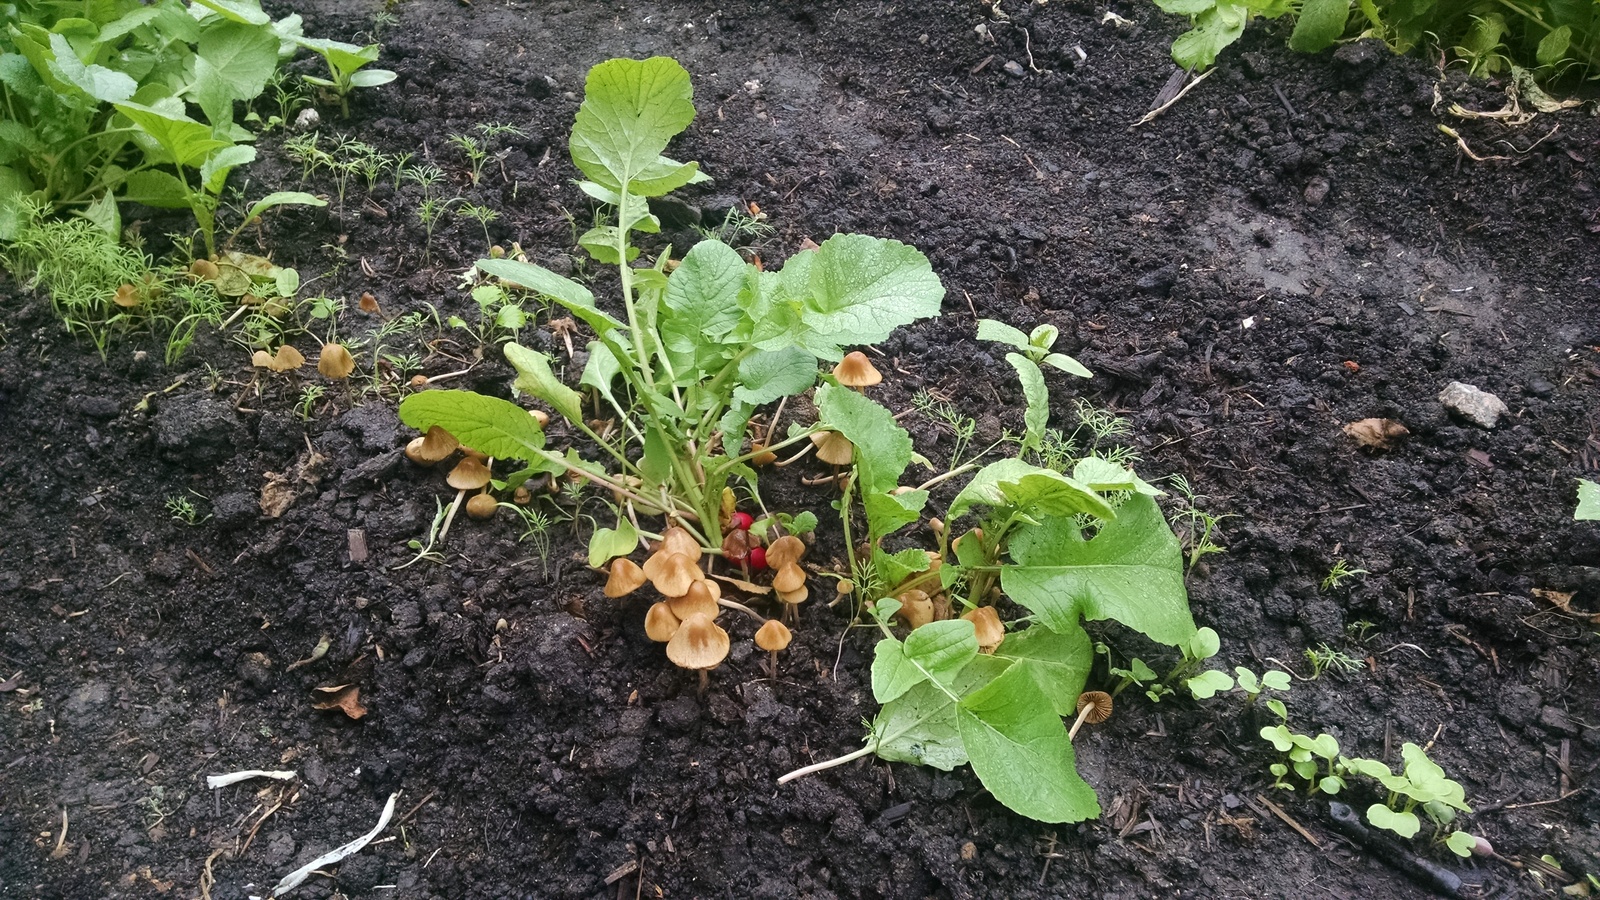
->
[311, 684, 367, 719]
[1343, 418, 1409, 450]
[1533, 588, 1600, 623]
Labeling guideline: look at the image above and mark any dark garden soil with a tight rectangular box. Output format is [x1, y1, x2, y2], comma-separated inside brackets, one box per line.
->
[4, 1, 1600, 898]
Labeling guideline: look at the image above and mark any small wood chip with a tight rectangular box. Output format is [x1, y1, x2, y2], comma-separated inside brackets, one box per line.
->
[348, 529, 369, 563]
[604, 859, 638, 885]
[1254, 793, 1320, 848]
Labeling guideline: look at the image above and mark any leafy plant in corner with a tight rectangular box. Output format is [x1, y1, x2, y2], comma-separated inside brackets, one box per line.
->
[293, 37, 397, 117]
[1150, 0, 1352, 71]
[1577, 479, 1599, 521]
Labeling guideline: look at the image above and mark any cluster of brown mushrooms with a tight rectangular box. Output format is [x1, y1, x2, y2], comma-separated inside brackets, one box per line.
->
[404, 424, 502, 520]
[604, 524, 806, 689]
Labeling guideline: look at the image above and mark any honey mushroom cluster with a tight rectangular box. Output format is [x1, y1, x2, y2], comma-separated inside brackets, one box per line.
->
[605, 523, 811, 686]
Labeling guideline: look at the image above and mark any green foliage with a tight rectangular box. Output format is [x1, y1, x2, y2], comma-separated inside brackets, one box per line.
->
[977, 319, 1091, 456]
[1321, 557, 1368, 591]
[399, 57, 943, 560]
[1151, 0, 1297, 70]
[293, 37, 396, 116]
[1577, 478, 1600, 520]
[0, 0, 339, 250]
[1356, 0, 1600, 77]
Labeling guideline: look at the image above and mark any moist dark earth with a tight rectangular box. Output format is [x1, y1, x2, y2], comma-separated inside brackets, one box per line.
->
[3, 1, 1600, 898]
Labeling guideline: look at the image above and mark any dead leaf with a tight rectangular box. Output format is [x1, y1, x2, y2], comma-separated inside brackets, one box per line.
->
[260, 451, 330, 517]
[311, 684, 366, 719]
[1533, 588, 1600, 623]
[707, 572, 773, 595]
[1343, 418, 1409, 450]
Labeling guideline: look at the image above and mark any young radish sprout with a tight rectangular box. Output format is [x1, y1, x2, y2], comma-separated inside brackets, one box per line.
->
[1069, 691, 1114, 740]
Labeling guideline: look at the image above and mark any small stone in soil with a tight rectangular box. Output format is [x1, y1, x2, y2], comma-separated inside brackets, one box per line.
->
[1438, 381, 1509, 429]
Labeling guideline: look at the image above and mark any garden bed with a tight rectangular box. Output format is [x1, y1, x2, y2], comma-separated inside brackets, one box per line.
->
[2, 0, 1598, 898]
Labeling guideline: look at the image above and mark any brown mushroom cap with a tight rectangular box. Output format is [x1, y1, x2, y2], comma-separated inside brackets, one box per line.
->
[644, 551, 701, 598]
[833, 351, 883, 388]
[766, 535, 806, 570]
[317, 342, 355, 379]
[644, 601, 681, 642]
[755, 619, 793, 652]
[776, 584, 809, 606]
[253, 344, 305, 372]
[604, 558, 647, 598]
[811, 431, 855, 465]
[1075, 690, 1113, 725]
[465, 493, 498, 520]
[446, 457, 493, 490]
[772, 561, 807, 594]
[667, 579, 720, 621]
[660, 525, 703, 562]
[666, 612, 730, 670]
[405, 425, 460, 466]
[897, 589, 934, 630]
[962, 606, 1006, 653]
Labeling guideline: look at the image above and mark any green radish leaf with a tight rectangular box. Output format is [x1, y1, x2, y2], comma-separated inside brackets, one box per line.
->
[193, 20, 278, 126]
[479, 259, 623, 334]
[1577, 479, 1600, 520]
[570, 56, 704, 197]
[816, 381, 913, 496]
[976, 318, 1030, 352]
[398, 389, 547, 462]
[1261, 725, 1294, 752]
[1261, 670, 1292, 691]
[1188, 626, 1221, 660]
[1446, 831, 1478, 858]
[588, 521, 639, 567]
[245, 190, 325, 221]
[1340, 756, 1392, 780]
[349, 68, 396, 87]
[1307, 733, 1339, 759]
[1007, 352, 1048, 454]
[199, 144, 256, 195]
[661, 238, 746, 373]
[1071, 458, 1165, 496]
[767, 233, 944, 359]
[1187, 669, 1234, 699]
[732, 346, 817, 406]
[1003, 494, 1195, 647]
[79, 192, 120, 238]
[870, 679, 967, 770]
[121, 169, 190, 208]
[1153, 0, 1214, 13]
[992, 624, 1093, 718]
[1536, 26, 1572, 66]
[1318, 776, 1344, 795]
[191, 0, 271, 26]
[1234, 667, 1261, 694]
[116, 101, 229, 168]
[1169, 4, 1249, 70]
[1289, 0, 1349, 53]
[505, 344, 583, 428]
[957, 663, 1101, 823]
[47, 33, 136, 103]
[949, 458, 1114, 522]
[1365, 804, 1420, 839]
[873, 546, 932, 591]
[871, 620, 979, 704]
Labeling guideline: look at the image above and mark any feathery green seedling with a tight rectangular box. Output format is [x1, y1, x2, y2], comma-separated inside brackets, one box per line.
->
[1322, 558, 1368, 591]
[297, 384, 327, 421]
[166, 494, 209, 526]
[1304, 643, 1362, 679]
[1166, 474, 1231, 572]
[456, 202, 500, 249]
[447, 133, 491, 186]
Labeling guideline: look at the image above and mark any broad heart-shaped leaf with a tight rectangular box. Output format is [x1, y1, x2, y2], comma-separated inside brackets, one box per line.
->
[1186, 669, 1234, 700]
[1400, 743, 1469, 810]
[293, 37, 379, 76]
[116, 102, 229, 169]
[992, 624, 1093, 718]
[661, 238, 746, 376]
[398, 390, 547, 462]
[1288, 0, 1350, 53]
[870, 678, 967, 771]
[871, 619, 978, 704]
[1007, 352, 1048, 454]
[587, 521, 639, 568]
[192, 20, 278, 127]
[767, 233, 944, 360]
[200, 144, 256, 195]
[957, 663, 1101, 823]
[948, 458, 1116, 523]
[1365, 804, 1421, 839]
[1577, 478, 1600, 521]
[815, 382, 913, 497]
[732, 346, 817, 407]
[1169, 3, 1249, 70]
[1003, 494, 1196, 647]
[570, 57, 702, 197]
[478, 259, 623, 335]
[47, 33, 136, 103]
[505, 344, 584, 426]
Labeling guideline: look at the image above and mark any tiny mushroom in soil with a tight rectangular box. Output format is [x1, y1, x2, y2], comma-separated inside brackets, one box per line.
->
[667, 578, 720, 621]
[644, 552, 701, 598]
[666, 611, 730, 692]
[962, 606, 1006, 654]
[446, 457, 492, 491]
[465, 493, 498, 519]
[318, 342, 355, 379]
[253, 344, 305, 372]
[811, 431, 855, 466]
[832, 351, 883, 389]
[898, 589, 935, 629]
[766, 535, 806, 570]
[1069, 690, 1113, 740]
[644, 601, 681, 642]
[755, 618, 792, 673]
[405, 425, 459, 466]
[604, 558, 646, 598]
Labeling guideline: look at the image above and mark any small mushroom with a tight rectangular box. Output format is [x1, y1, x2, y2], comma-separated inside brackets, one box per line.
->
[772, 561, 807, 594]
[604, 558, 646, 598]
[465, 493, 498, 520]
[644, 551, 701, 598]
[667, 579, 720, 621]
[962, 606, 1006, 654]
[897, 589, 934, 630]
[529, 409, 550, 427]
[721, 529, 752, 565]
[749, 441, 778, 466]
[666, 612, 730, 692]
[660, 525, 703, 562]
[317, 342, 355, 379]
[644, 601, 681, 642]
[776, 584, 809, 607]
[1069, 690, 1113, 740]
[832, 351, 882, 389]
[755, 618, 792, 673]
[447, 457, 492, 491]
[404, 426, 459, 466]
[252, 344, 305, 373]
[113, 283, 141, 308]
[766, 535, 806, 570]
[810, 431, 855, 465]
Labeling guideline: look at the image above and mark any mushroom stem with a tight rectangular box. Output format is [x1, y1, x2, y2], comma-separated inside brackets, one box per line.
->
[800, 472, 848, 486]
[436, 489, 467, 546]
[776, 744, 876, 786]
[767, 649, 779, 677]
[418, 366, 475, 385]
[1068, 704, 1095, 740]
[715, 598, 766, 623]
[697, 669, 709, 695]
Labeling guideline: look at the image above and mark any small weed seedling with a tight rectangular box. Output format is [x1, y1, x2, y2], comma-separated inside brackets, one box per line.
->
[977, 319, 1092, 456]
[1304, 642, 1363, 679]
[1166, 474, 1231, 572]
[166, 494, 209, 526]
[1322, 557, 1369, 591]
[456, 202, 501, 249]
[1577, 479, 1600, 520]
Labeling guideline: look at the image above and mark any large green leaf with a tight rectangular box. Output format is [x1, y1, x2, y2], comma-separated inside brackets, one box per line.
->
[957, 664, 1101, 823]
[505, 344, 584, 426]
[398, 390, 547, 462]
[116, 101, 228, 168]
[478, 259, 622, 334]
[1577, 479, 1600, 521]
[871, 620, 978, 704]
[1169, 2, 1249, 70]
[948, 458, 1115, 522]
[732, 347, 817, 407]
[199, 144, 256, 195]
[46, 33, 135, 103]
[193, 20, 278, 126]
[661, 238, 745, 375]
[191, 0, 271, 26]
[816, 382, 912, 496]
[570, 56, 704, 197]
[992, 624, 1093, 718]
[1003, 494, 1195, 647]
[767, 234, 944, 360]
[870, 679, 967, 770]
[1289, 0, 1350, 52]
